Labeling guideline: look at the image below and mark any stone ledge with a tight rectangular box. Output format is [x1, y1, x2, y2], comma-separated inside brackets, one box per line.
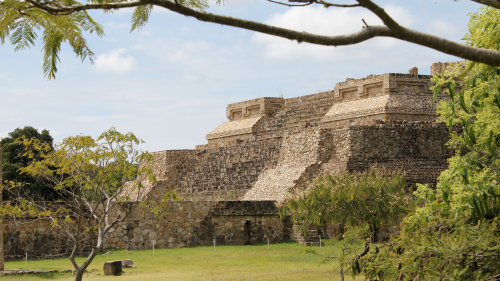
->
[206, 117, 261, 141]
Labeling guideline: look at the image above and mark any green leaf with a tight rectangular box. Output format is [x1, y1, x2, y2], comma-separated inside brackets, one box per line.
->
[458, 90, 469, 113]
[446, 82, 456, 101]
[461, 167, 469, 185]
[433, 84, 442, 102]
[10, 18, 38, 51]
[486, 130, 495, 154]
[131, 4, 153, 32]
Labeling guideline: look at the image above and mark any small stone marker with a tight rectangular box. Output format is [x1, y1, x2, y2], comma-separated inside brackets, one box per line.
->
[103, 260, 122, 275]
[121, 259, 135, 268]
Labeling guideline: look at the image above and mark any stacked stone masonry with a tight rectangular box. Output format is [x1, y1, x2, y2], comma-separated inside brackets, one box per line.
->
[4, 64, 454, 258]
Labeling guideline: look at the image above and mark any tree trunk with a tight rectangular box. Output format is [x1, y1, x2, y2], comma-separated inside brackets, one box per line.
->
[74, 267, 85, 281]
[369, 223, 379, 242]
[340, 267, 345, 281]
[72, 247, 98, 281]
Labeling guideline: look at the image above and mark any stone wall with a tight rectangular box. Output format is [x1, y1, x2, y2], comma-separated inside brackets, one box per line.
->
[181, 138, 282, 199]
[240, 123, 450, 202]
[209, 201, 286, 244]
[3, 201, 286, 259]
[207, 73, 442, 147]
[345, 123, 450, 187]
[103, 201, 285, 249]
[3, 217, 88, 259]
[144, 138, 282, 201]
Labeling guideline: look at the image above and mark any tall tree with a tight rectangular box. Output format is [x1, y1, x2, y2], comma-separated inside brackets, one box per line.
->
[5, 128, 156, 281]
[360, 7, 500, 280]
[1, 126, 57, 200]
[0, 0, 499, 78]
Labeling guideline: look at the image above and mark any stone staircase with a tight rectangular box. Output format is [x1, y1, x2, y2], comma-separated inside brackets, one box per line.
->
[242, 129, 320, 202]
[294, 229, 328, 246]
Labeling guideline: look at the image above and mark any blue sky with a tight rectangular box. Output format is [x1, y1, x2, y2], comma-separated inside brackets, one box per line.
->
[0, 0, 482, 152]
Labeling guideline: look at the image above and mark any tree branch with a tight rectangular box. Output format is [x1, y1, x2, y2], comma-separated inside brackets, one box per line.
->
[268, 0, 313, 7]
[288, 0, 360, 8]
[471, 0, 500, 9]
[357, 0, 401, 30]
[21, 0, 500, 65]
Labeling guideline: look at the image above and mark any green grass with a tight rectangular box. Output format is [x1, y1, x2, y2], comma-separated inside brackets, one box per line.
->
[3, 242, 363, 280]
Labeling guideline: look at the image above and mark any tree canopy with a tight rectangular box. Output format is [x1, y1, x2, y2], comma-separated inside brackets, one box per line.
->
[3, 128, 156, 281]
[284, 169, 412, 279]
[360, 7, 500, 280]
[0, 0, 499, 78]
[284, 169, 411, 241]
[1, 126, 58, 200]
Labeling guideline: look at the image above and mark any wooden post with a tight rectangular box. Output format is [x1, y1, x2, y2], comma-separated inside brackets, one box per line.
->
[0, 140, 4, 271]
[152, 240, 155, 257]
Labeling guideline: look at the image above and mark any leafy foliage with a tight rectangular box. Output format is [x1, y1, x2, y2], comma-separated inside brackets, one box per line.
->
[130, 0, 215, 32]
[284, 169, 411, 280]
[0, 2, 104, 78]
[284, 169, 411, 241]
[131, 4, 153, 32]
[307, 225, 370, 281]
[1, 126, 58, 200]
[360, 7, 500, 280]
[3, 128, 156, 281]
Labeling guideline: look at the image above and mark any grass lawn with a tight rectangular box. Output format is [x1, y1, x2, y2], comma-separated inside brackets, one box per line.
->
[3, 242, 363, 280]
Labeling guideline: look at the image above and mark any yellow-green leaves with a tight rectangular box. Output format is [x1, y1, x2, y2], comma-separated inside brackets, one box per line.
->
[284, 168, 410, 237]
[0, 0, 103, 78]
[131, 4, 153, 32]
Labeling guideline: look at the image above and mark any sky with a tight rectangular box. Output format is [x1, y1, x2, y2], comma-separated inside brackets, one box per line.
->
[0, 0, 483, 152]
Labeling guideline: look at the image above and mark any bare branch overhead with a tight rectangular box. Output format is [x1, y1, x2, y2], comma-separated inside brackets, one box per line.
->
[471, 0, 500, 9]
[5, 0, 500, 79]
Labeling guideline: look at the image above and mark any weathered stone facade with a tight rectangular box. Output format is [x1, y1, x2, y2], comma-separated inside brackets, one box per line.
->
[4, 201, 286, 258]
[3, 217, 88, 260]
[102, 201, 285, 249]
[4, 64, 453, 258]
[145, 69, 450, 203]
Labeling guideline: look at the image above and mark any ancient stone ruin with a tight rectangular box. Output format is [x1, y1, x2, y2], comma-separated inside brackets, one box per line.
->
[4, 63, 452, 258]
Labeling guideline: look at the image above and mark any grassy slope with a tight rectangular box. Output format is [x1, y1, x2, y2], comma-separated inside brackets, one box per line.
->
[3, 242, 363, 281]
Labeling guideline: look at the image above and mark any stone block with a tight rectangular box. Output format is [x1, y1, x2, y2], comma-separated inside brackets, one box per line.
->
[103, 261, 122, 275]
[121, 259, 135, 268]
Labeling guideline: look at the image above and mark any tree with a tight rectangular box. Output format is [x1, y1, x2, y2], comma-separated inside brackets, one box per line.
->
[285, 169, 411, 242]
[0, 0, 499, 79]
[4, 128, 155, 281]
[1, 126, 58, 200]
[359, 7, 499, 280]
[283, 169, 412, 280]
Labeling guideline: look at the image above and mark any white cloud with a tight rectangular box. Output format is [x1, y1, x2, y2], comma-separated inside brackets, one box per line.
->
[427, 19, 462, 39]
[252, 5, 415, 62]
[95, 49, 136, 74]
[132, 39, 242, 71]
